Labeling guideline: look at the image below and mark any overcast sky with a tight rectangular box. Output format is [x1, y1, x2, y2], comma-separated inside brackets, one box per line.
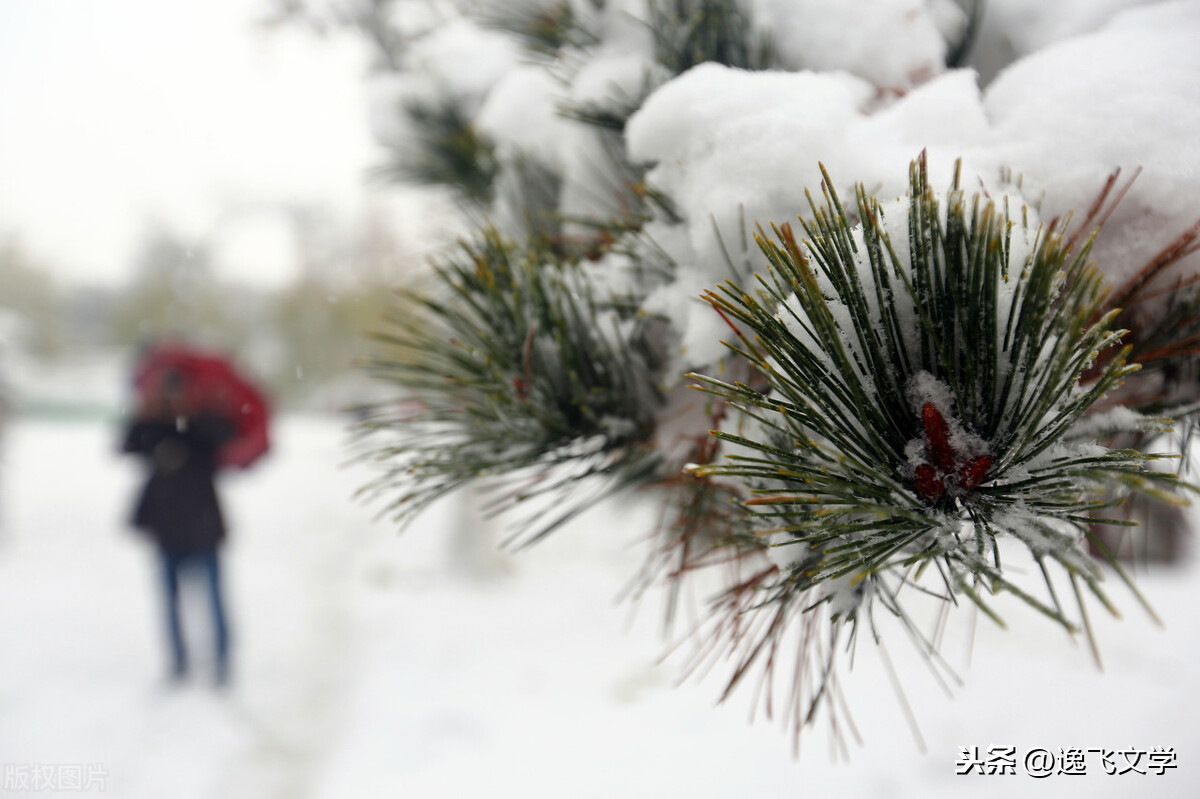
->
[0, 0, 389, 288]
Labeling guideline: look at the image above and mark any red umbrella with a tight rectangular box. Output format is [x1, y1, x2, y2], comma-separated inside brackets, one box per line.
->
[133, 344, 271, 469]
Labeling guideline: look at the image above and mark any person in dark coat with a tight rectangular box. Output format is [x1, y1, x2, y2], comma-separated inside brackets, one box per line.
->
[122, 370, 234, 686]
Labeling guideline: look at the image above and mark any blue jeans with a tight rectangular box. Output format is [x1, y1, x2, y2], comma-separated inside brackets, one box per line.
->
[160, 547, 230, 681]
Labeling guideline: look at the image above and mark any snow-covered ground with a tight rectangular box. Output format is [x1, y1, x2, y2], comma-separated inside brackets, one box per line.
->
[1, 414, 1197, 797]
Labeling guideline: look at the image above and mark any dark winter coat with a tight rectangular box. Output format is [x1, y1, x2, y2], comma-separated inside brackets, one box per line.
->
[122, 414, 233, 552]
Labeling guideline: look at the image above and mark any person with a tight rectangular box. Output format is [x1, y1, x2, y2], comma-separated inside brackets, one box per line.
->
[122, 370, 234, 687]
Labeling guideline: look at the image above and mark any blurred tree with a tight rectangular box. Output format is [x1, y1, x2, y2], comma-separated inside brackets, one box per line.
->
[265, 204, 415, 406]
[107, 224, 236, 350]
[270, 278, 389, 399]
[0, 238, 67, 359]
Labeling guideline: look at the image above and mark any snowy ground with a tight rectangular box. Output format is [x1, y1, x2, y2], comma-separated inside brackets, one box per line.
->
[1, 414, 1197, 798]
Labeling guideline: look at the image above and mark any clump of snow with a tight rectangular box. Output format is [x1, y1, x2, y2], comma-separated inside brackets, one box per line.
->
[403, 17, 521, 104]
[752, 0, 957, 90]
[626, 64, 878, 358]
[626, 65, 878, 209]
[983, 1, 1200, 301]
[858, 69, 992, 170]
[475, 67, 574, 170]
[366, 14, 521, 149]
[762, 531, 811, 571]
[364, 73, 408, 146]
[626, 61, 996, 255]
[969, 0, 1164, 83]
[569, 48, 669, 108]
[382, 0, 457, 41]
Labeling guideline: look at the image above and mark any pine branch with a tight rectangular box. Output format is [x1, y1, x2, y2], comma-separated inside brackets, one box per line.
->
[478, 0, 603, 59]
[377, 94, 498, 205]
[685, 152, 1195, 735]
[357, 227, 668, 544]
[646, 0, 774, 74]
